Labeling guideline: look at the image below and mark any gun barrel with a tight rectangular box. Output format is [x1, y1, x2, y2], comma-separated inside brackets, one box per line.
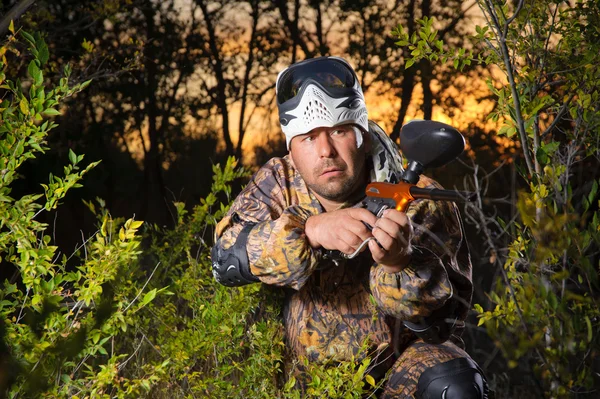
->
[409, 187, 476, 202]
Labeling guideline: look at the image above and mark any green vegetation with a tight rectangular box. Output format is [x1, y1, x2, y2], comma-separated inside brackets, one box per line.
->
[394, 1, 599, 397]
[2, 0, 599, 398]
[0, 29, 380, 398]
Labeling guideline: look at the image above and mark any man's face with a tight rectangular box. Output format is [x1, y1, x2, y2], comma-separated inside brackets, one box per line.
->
[289, 124, 367, 206]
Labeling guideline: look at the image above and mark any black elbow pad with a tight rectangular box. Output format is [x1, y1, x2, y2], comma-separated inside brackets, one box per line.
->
[403, 300, 458, 344]
[403, 317, 456, 345]
[211, 223, 260, 287]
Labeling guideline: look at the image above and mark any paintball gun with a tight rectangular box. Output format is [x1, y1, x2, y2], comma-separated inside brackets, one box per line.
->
[325, 120, 476, 262]
[363, 119, 476, 216]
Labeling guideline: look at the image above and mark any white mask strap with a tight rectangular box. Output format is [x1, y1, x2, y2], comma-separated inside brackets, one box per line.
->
[352, 125, 364, 148]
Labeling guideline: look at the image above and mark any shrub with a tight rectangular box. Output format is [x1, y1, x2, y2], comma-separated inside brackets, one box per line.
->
[1, 28, 380, 398]
[393, 1, 600, 397]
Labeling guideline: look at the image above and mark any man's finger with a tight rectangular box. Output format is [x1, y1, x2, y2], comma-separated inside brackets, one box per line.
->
[368, 239, 386, 261]
[345, 217, 374, 241]
[349, 207, 378, 226]
[339, 230, 364, 248]
[374, 217, 402, 239]
[372, 227, 394, 251]
[382, 209, 412, 239]
[382, 209, 410, 226]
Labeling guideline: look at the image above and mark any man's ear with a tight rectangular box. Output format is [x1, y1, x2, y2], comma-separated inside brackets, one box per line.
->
[288, 142, 296, 166]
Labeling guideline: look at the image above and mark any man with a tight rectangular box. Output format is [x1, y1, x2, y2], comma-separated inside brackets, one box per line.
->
[211, 56, 488, 398]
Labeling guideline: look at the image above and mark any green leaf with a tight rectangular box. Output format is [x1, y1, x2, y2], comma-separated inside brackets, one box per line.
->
[38, 42, 50, 65]
[130, 220, 144, 230]
[536, 147, 549, 166]
[91, 330, 101, 344]
[34, 69, 43, 86]
[477, 316, 485, 327]
[365, 374, 376, 387]
[79, 79, 92, 90]
[405, 58, 415, 69]
[43, 108, 61, 116]
[15, 140, 24, 157]
[542, 141, 559, 154]
[21, 30, 35, 45]
[19, 97, 28, 115]
[588, 180, 598, 205]
[69, 149, 77, 164]
[140, 288, 157, 307]
[28, 60, 40, 82]
[8, 20, 15, 34]
[312, 375, 321, 387]
[585, 316, 592, 343]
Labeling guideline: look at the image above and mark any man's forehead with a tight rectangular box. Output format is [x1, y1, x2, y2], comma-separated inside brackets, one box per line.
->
[302, 124, 355, 136]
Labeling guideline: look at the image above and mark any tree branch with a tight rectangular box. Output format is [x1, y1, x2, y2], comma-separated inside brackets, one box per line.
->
[0, 0, 35, 36]
[504, 0, 525, 32]
[438, 0, 478, 41]
[541, 93, 576, 139]
[484, 0, 535, 175]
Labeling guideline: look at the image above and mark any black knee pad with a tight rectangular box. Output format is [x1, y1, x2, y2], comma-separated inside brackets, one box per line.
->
[415, 357, 488, 399]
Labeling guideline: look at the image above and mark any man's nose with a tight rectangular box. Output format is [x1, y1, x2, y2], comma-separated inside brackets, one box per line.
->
[316, 133, 336, 158]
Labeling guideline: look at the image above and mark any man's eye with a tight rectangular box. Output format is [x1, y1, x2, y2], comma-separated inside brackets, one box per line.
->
[303, 136, 314, 142]
[331, 130, 345, 136]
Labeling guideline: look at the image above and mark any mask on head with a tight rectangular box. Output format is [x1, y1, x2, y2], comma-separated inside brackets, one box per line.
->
[276, 56, 369, 149]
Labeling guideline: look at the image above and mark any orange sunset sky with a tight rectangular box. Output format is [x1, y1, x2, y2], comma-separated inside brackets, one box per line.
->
[123, 0, 509, 167]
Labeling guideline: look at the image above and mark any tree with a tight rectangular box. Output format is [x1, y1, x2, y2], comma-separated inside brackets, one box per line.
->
[394, 0, 600, 396]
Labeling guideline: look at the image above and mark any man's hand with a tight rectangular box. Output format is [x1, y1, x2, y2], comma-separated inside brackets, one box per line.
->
[368, 209, 413, 273]
[305, 208, 377, 255]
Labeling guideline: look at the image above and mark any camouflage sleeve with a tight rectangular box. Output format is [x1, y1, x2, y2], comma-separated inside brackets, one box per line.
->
[213, 158, 321, 290]
[369, 176, 473, 323]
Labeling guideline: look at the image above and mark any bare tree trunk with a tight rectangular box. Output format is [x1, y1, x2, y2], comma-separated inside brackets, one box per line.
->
[236, 0, 260, 157]
[390, 0, 417, 142]
[422, 61, 434, 120]
[140, 5, 168, 224]
[292, 0, 300, 62]
[420, 0, 433, 120]
[0, 0, 35, 36]
[197, 0, 234, 156]
[313, 1, 328, 55]
[274, 0, 312, 61]
[359, 11, 370, 89]
[438, 0, 478, 41]
[390, 72, 415, 141]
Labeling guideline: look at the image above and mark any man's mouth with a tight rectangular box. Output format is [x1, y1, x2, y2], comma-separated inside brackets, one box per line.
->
[320, 167, 344, 177]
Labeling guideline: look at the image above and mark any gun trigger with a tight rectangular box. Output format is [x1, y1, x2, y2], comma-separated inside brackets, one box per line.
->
[376, 205, 389, 218]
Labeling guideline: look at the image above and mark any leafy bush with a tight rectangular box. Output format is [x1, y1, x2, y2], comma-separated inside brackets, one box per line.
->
[115, 155, 381, 398]
[1, 28, 380, 398]
[393, 1, 600, 397]
[0, 26, 174, 398]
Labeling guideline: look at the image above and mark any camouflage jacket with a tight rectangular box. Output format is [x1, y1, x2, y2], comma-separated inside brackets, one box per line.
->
[213, 122, 472, 364]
